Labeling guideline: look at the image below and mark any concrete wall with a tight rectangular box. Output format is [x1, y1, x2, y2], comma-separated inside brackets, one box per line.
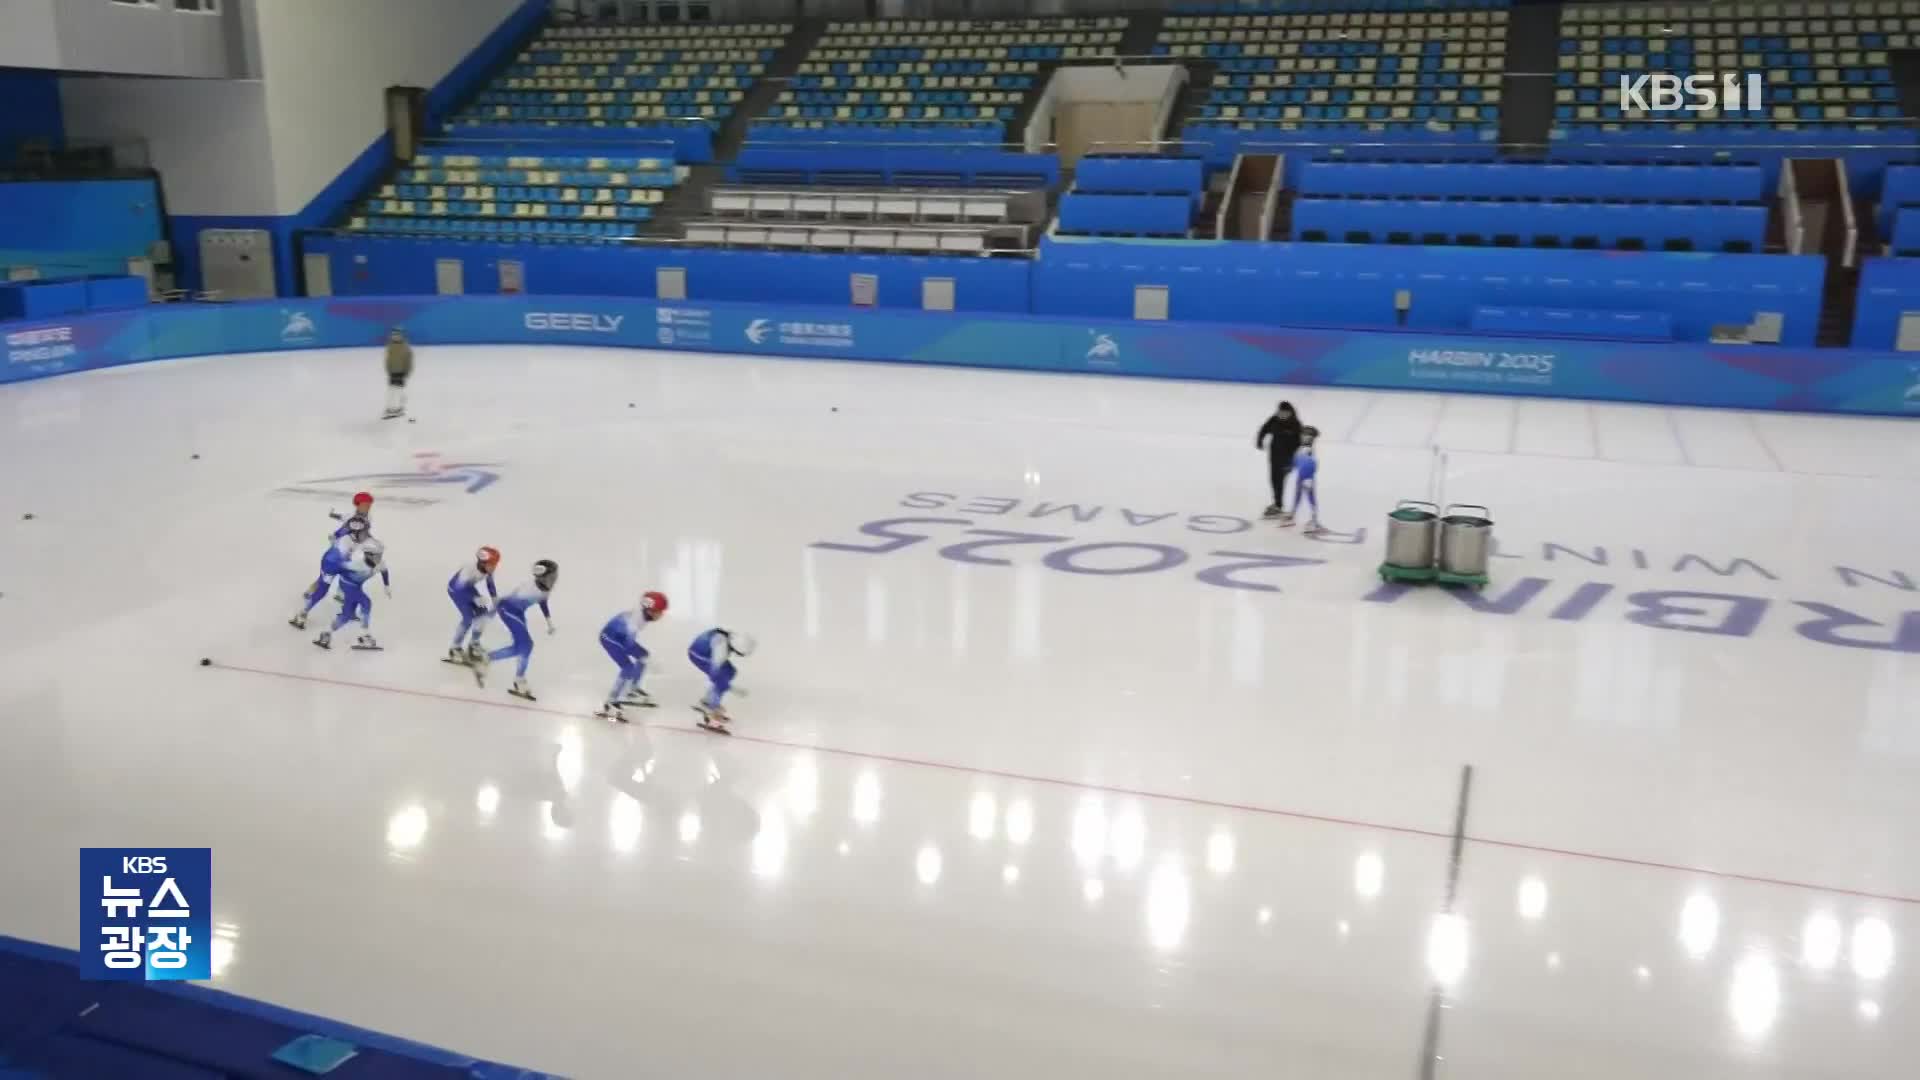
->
[0, 1, 60, 70]
[59, 78, 276, 216]
[251, 0, 525, 215]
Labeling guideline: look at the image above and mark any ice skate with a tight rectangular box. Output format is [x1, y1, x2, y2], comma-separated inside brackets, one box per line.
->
[595, 703, 628, 723]
[1261, 504, 1283, 519]
[381, 408, 404, 420]
[1303, 519, 1326, 535]
[312, 631, 332, 650]
[466, 642, 486, 664]
[353, 634, 382, 651]
[289, 612, 307, 630]
[694, 702, 732, 734]
[620, 686, 656, 708]
[468, 657, 487, 688]
[1279, 515, 1298, 528]
[442, 646, 468, 665]
[507, 678, 536, 702]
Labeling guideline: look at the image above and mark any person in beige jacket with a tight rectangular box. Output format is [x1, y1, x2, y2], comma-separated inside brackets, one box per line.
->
[382, 328, 414, 419]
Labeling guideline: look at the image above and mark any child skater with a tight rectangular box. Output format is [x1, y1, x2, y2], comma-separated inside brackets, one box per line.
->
[595, 591, 669, 722]
[443, 546, 502, 665]
[314, 539, 388, 651]
[1284, 426, 1322, 533]
[688, 627, 755, 734]
[471, 560, 557, 700]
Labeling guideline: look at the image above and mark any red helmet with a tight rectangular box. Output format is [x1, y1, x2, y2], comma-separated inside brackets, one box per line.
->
[476, 546, 501, 571]
[352, 492, 374, 508]
[640, 591, 669, 619]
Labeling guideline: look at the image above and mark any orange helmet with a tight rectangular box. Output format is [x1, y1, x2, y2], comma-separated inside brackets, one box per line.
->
[476, 546, 501, 571]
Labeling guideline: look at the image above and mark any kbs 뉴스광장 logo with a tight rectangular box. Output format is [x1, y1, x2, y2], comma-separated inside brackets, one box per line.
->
[79, 848, 212, 981]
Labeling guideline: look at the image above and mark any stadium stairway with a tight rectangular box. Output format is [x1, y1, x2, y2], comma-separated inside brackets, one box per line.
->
[715, 17, 826, 160]
[1117, 12, 1163, 60]
[1892, 47, 1920, 121]
[1498, 0, 1562, 153]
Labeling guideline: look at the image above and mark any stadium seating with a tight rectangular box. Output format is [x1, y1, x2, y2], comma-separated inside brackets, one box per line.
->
[680, 219, 1029, 255]
[1057, 193, 1195, 236]
[445, 22, 787, 132]
[729, 145, 1060, 188]
[341, 151, 679, 241]
[707, 186, 1046, 227]
[1157, 1, 1508, 133]
[1876, 162, 1920, 235]
[1555, 1, 1906, 132]
[763, 16, 1124, 138]
[1296, 158, 1768, 202]
[1292, 195, 1765, 250]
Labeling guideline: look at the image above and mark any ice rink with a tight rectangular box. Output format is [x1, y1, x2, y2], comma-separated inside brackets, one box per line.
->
[1, 343, 1916, 1078]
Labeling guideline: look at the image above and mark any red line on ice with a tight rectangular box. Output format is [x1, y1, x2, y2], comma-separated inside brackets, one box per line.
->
[206, 660, 1920, 907]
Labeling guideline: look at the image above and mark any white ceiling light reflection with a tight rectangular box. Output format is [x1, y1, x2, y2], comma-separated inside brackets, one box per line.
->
[1337, 920, 1351, 938]
[1354, 852, 1384, 899]
[752, 808, 789, 880]
[475, 784, 501, 820]
[785, 758, 819, 822]
[1083, 878, 1105, 903]
[1002, 864, 1020, 885]
[1851, 917, 1894, 980]
[554, 730, 584, 793]
[1859, 1000, 1881, 1022]
[916, 845, 943, 886]
[1146, 860, 1191, 951]
[608, 795, 643, 854]
[1729, 953, 1782, 1038]
[385, 805, 428, 853]
[1680, 894, 1720, 958]
[1206, 831, 1236, 876]
[1257, 906, 1273, 926]
[1071, 798, 1108, 866]
[1426, 913, 1470, 988]
[1802, 912, 1843, 971]
[678, 810, 702, 847]
[1110, 808, 1146, 871]
[1517, 877, 1549, 921]
[209, 923, 239, 978]
[1547, 951, 1562, 970]
[1004, 799, 1034, 845]
[968, 792, 997, 841]
[851, 771, 882, 826]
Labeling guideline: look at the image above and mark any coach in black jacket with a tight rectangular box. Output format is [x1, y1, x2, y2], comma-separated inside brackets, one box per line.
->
[1256, 400, 1304, 518]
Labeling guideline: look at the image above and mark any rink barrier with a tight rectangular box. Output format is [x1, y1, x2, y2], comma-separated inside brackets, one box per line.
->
[0, 934, 558, 1078]
[3, 294, 1919, 417]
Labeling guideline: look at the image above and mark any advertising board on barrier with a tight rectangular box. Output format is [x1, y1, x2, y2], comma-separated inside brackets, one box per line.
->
[2, 295, 1917, 418]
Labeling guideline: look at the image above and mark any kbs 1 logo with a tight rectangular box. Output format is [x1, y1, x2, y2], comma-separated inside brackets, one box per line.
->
[79, 848, 213, 981]
[1618, 73, 1766, 114]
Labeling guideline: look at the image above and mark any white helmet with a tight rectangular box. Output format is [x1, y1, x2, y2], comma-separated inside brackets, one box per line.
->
[360, 538, 386, 565]
[727, 631, 755, 656]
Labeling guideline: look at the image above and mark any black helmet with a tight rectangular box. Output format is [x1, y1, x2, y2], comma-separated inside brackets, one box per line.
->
[533, 559, 559, 588]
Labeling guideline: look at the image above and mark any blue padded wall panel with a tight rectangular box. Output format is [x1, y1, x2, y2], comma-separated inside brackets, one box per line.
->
[1852, 256, 1920, 349]
[1031, 239, 1824, 345]
[0, 179, 162, 274]
[303, 235, 1033, 314]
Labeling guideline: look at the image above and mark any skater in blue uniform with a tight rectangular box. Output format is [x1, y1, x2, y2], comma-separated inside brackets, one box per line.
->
[472, 560, 558, 700]
[291, 514, 371, 629]
[1284, 426, 1322, 533]
[314, 539, 388, 650]
[595, 591, 669, 722]
[443, 545, 502, 665]
[689, 627, 755, 733]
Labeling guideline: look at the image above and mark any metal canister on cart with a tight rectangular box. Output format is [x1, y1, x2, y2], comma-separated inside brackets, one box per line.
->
[1379, 499, 1440, 582]
[1437, 503, 1494, 588]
